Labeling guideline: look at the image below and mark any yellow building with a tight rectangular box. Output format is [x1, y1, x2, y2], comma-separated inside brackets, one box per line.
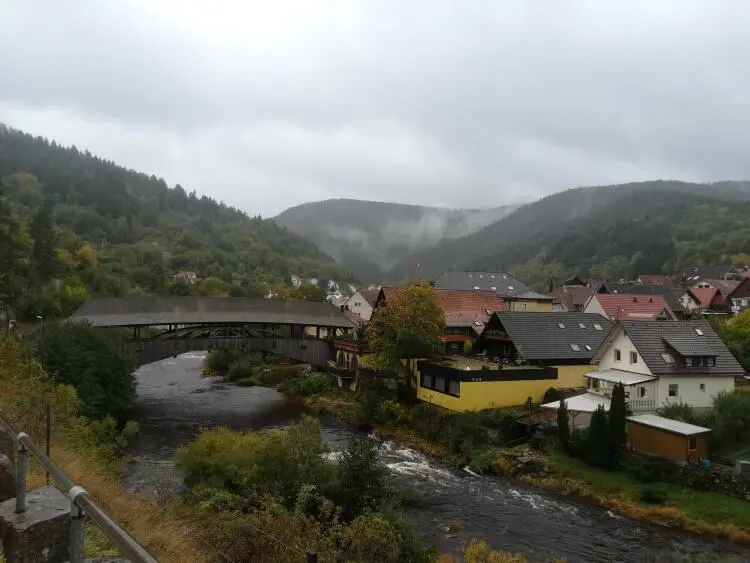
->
[503, 291, 554, 312]
[415, 311, 615, 412]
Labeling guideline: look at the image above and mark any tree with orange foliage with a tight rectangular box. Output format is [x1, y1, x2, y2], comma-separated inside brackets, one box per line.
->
[365, 283, 445, 389]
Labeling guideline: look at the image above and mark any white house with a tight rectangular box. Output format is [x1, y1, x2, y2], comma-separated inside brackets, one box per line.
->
[588, 320, 741, 412]
[290, 274, 303, 289]
[543, 320, 742, 424]
[343, 288, 379, 321]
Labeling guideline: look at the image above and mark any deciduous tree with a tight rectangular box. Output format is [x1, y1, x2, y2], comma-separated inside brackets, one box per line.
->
[365, 283, 445, 389]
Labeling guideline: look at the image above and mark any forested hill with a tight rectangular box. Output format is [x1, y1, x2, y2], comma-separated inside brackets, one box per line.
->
[385, 180, 750, 287]
[274, 198, 516, 281]
[0, 124, 354, 320]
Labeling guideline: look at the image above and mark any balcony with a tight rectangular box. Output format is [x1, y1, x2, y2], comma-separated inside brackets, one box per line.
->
[627, 398, 656, 411]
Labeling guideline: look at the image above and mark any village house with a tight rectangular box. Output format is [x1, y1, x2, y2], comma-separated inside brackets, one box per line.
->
[551, 277, 596, 312]
[376, 287, 507, 355]
[635, 274, 677, 287]
[290, 274, 303, 289]
[415, 312, 613, 412]
[680, 287, 731, 316]
[596, 282, 685, 318]
[433, 271, 553, 311]
[680, 265, 740, 284]
[583, 293, 676, 321]
[586, 320, 739, 410]
[684, 277, 750, 315]
[343, 288, 379, 321]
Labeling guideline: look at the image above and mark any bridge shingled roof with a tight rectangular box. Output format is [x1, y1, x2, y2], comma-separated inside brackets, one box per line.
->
[69, 297, 356, 328]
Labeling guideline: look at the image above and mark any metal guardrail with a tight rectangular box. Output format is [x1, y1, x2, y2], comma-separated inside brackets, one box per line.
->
[0, 410, 157, 563]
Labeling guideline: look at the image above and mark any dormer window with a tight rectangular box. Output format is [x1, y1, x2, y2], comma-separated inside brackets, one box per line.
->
[578, 322, 586, 329]
[558, 323, 565, 329]
[593, 323, 602, 331]
[695, 328, 704, 336]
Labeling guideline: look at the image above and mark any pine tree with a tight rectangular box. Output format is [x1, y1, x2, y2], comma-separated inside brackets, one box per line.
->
[557, 398, 570, 450]
[30, 202, 59, 282]
[609, 381, 628, 465]
[588, 405, 613, 468]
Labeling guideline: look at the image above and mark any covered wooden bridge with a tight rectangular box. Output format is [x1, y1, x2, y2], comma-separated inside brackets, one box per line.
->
[68, 297, 356, 368]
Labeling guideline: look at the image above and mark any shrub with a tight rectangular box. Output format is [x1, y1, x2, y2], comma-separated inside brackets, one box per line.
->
[291, 373, 330, 396]
[640, 487, 668, 505]
[336, 437, 386, 520]
[253, 364, 302, 386]
[439, 415, 489, 455]
[528, 431, 547, 452]
[625, 455, 681, 484]
[375, 400, 406, 427]
[543, 387, 562, 404]
[203, 349, 243, 377]
[226, 356, 257, 382]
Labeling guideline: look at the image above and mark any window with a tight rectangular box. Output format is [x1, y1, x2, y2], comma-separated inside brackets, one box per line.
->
[434, 376, 446, 393]
[585, 345, 592, 351]
[490, 286, 497, 291]
[558, 323, 566, 329]
[695, 328, 704, 336]
[570, 344, 581, 351]
[661, 353, 674, 364]
[578, 322, 586, 329]
[508, 285, 515, 291]
[700, 383, 706, 392]
[593, 323, 602, 331]
[421, 373, 432, 388]
[689, 437, 697, 450]
[669, 384, 679, 398]
[448, 380, 460, 397]
[630, 351, 638, 364]
[638, 387, 646, 398]
[615, 349, 621, 361]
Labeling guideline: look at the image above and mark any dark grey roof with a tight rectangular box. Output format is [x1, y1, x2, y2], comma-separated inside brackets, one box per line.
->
[483, 312, 613, 361]
[662, 335, 716, 357]
[69, 297, 356, 328]
[619, 320, 744, 376]
[680, 266, 738, 282]
[433, 271, 529, 297]
[599, 283, 684, 313]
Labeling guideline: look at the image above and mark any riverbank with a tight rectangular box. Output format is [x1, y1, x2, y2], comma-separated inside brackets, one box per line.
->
[305, 390, 750, 545]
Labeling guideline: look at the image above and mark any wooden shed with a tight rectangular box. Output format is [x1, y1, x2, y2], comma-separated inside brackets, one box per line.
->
[626, 414, 711, 462]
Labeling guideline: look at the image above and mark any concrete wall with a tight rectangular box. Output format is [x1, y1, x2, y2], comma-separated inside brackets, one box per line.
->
[415, 363, 590, 412]
[597, 329, 652, 375]
[507, 299, 553, 312]
[656, 375, 734, 410]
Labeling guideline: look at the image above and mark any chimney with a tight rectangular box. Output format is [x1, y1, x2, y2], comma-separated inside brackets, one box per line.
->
[632, 297, 637, 302]
[649, 297, 653, 303]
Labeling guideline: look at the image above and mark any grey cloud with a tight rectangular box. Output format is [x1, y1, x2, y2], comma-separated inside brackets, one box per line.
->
[2, 0, 750, 216]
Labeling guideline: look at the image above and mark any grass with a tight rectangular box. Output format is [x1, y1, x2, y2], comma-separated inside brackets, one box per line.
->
[27, 445, 213, 561]
[532, 451, 750, 542]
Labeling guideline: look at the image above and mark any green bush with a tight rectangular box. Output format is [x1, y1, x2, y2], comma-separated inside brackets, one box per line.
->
[375, 400, 406, 427]
[226, 356, 257, 382]
[336, 437, 386, 521]
[291, 373, 330, 396]
[543, 387, 562, 403]
[253, 364, 302, 386]
[438, 414, 489, 455]
[203, 349, 243, 377]
[640, 487, 668, 504]
[624, 455, 681, 484]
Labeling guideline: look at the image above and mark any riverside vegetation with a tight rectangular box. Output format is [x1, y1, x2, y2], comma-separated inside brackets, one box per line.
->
[202, 347, 750, 549]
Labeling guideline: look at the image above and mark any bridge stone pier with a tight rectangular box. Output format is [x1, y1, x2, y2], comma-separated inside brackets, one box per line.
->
[69, 296, 356, 369]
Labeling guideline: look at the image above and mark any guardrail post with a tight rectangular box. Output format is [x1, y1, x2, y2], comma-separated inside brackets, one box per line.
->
[15, 434, 27, 514]
[69, 496, 85, 563]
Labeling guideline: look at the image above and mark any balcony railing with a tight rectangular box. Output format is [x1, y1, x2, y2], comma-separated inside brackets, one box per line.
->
[627, 398, 656, 411]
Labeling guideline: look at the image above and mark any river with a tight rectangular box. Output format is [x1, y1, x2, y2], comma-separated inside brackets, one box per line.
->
[124, 353, 749, 562]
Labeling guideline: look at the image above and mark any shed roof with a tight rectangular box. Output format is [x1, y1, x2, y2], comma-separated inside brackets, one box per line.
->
[541, 392, 610, 413]
[584, 369, 657, 385]
[69, 297, 356, 328]
[627, 414, 711, 436]
[432, 271, 529, 297]
[482, 312, 612, 361]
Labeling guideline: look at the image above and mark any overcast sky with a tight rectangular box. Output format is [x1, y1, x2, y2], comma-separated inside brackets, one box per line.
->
[2, 1, 749, 217]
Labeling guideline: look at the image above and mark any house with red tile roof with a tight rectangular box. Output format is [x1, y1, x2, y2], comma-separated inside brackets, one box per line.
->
[680, 287, 732, 316]
[583, 294, 676, 321]
[376, 287, 507, 354]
